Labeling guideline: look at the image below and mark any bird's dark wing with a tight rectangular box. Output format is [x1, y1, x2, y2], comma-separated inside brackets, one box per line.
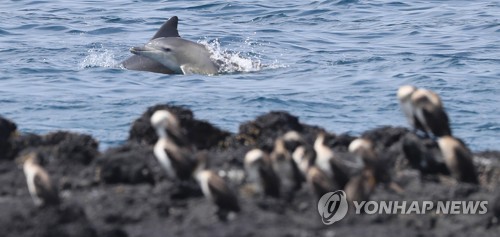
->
[422, 106, 452, 137]
[290, 158, 304, 189]
[329, 157, 351, 188]
[208, 174, 240, 212]
[164, 146, 196, 180]
[453, 146, 478, 184]
[259, 164, 281, 198]
[309, 167, 335, 197]
[34, 171, 59, 205]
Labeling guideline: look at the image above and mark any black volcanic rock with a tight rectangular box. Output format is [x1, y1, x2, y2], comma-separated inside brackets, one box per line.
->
[44, 131, 99, 165]
[1, 107, 500, 237]
[492, 190, 500, 221]
[4, 131, 98, 164]
[235, 111, 325, 151]
[5, 133, 44, 160]
[0, 116, 17, 160]
[0, 202, 97, 237]
[95, 143, 155, 185]
[128, 104, 230, 150]
[0, 116, 16, 142]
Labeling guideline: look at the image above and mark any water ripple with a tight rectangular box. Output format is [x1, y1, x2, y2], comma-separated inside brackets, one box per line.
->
[0, 0, 498, 151]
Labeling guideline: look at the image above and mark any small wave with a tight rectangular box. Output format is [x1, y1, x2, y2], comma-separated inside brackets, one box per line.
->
[79, 45, 118, 69]
[0, 28, 13, 35]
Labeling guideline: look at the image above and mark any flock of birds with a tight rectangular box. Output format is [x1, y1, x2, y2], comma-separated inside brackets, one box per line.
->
[20, 85, 479, 221]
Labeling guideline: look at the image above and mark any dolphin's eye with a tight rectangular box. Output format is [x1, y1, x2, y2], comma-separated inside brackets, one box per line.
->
[162, 47, 172, 52]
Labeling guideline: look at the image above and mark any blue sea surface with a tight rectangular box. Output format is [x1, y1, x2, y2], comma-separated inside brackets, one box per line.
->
[0, 0, 499, 151]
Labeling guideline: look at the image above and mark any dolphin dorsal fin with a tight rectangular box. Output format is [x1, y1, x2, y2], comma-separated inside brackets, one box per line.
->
[152, 16, 180, 39]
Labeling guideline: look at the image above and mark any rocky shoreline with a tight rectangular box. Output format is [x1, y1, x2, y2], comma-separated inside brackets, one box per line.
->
[1, 104, 499, 237]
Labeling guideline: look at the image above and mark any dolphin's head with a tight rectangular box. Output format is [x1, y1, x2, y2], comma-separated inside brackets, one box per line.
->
[130, 37, 183, 73]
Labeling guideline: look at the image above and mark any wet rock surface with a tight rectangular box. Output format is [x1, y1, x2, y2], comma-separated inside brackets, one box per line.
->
[0, 106, 499, 237]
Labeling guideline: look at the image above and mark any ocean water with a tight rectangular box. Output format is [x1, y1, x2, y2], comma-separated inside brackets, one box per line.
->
[0, 0, 498, 151]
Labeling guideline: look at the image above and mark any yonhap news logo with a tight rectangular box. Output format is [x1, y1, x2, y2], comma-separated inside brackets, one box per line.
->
[317, 190, 349, 225]
[317, 190, 488, 225]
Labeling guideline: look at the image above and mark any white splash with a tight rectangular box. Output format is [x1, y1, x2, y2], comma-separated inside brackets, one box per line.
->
[79, 46, 118, 69]
[200, 38, 287, 74]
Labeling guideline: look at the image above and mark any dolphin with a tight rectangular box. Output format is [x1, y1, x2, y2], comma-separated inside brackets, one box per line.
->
[121, 16, 219, 75]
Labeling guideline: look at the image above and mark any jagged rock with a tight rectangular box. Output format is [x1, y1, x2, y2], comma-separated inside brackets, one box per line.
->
[0, 116, 17, 140]
[0, 116, 17, 160]
[95, 143, 155, 185]
[1, 108, 500, 237]
[4, 131, 98, 165]
[474, 151, 500, 189]
[5, 133, 44, 160]
[44, 131, 99, 165]
[128, 104, 230, 150]
[0, 202, 97, 237]
[235, 111, 325, 151]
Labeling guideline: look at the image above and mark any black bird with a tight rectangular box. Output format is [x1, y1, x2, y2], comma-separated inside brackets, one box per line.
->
[270, 137, 303, 200]
[193, 152, 240, 220]
[411, 89, 452, 137]
[314, 133, 354, 188]
[151, 110, 196, 181]
[437, 136, 478, 184]
[344, 168, 376, 205]
[22, 152, 60, 207]
[397, 85, 425, 133]
[349, 138, 403, 194]
[244, 148, 281, 198]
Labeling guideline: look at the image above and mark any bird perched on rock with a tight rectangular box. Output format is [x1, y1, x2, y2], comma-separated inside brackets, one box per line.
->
[307, 165, 337, 199]
[397, 85, 423, 132]
[401, 133, 450, 175]
[346, 138, 384, 204]
[348, 138, 403, 194]
[291, 144, 316, 177]
[314, 133, 352, 188]
[410, 88, 452, 137]
[281, 131, 304, 153]
[278, 140, 336, 199]
[344, 168, 377, 205]
[193, 152, 240, 220]
[437, 136, 478, 184]
[270, 136, 303, 200]
[243, 148, 281, 198]
[21, 151, 60, 207]
[151, 110, 196, 181]
[299, 148, 338, 199]
[348, 138, 375, 159]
